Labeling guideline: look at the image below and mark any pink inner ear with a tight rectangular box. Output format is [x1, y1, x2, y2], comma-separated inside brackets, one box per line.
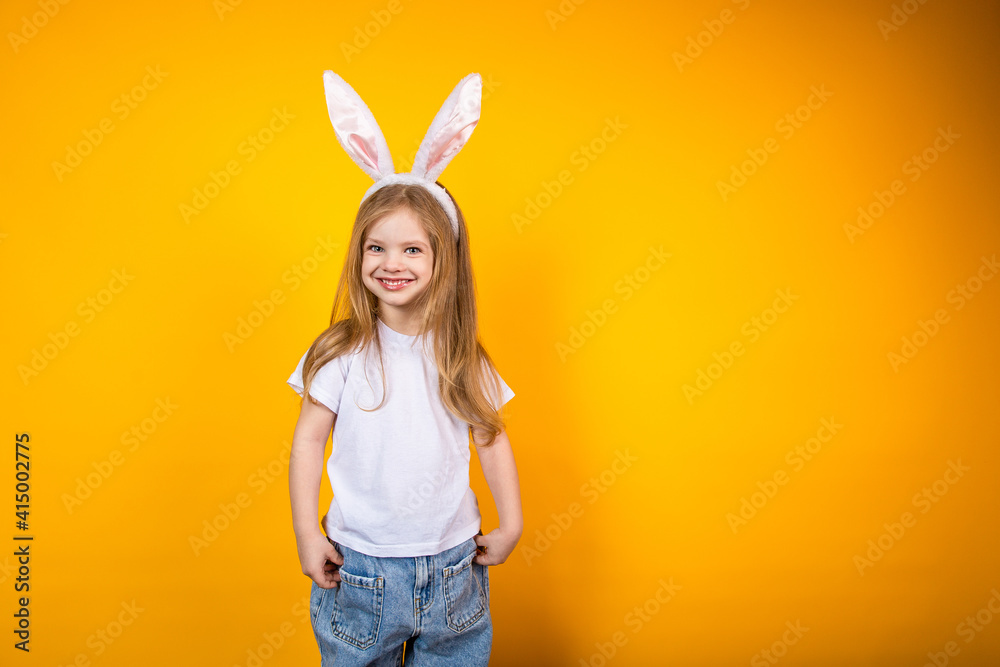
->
[349, 133, 380, 172]
[418, 75, 481, 180]
[425, 119, 478, 175]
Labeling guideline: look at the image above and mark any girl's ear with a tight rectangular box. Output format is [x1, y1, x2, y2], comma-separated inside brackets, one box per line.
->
[412, 73, 482, 183]
[323, 71, 395, 180]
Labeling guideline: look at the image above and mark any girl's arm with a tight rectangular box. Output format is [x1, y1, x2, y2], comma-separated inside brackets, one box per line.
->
[289, 397, 343, 588]
[472, 429, 523, 565]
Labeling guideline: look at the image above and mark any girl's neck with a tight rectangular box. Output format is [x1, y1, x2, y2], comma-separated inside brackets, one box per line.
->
[377, 315, 421, 339]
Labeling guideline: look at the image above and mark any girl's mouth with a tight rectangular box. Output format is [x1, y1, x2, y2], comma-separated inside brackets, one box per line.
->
[377, 278, 413, 291]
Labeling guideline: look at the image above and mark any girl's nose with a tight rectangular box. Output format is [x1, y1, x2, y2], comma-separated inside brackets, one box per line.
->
[382, 251, 405, 270]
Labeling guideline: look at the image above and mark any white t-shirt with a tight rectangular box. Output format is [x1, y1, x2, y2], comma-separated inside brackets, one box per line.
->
[286, 317, 514, 557]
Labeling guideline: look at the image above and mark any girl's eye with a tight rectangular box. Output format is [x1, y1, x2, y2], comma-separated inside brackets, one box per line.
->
[366, 245, 421, 254]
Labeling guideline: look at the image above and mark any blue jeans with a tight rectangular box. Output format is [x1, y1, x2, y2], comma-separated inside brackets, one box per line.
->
[309, 536, 492, 666]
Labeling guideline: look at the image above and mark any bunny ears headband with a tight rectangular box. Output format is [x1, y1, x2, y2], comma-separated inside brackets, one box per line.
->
[322, 71, 483, 238]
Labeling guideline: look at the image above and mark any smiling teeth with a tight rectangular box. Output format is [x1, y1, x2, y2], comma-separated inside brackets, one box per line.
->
[381, 279, 411, 285]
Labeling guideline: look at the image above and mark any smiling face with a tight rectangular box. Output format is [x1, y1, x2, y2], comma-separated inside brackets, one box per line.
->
[361, 206, 435, 332]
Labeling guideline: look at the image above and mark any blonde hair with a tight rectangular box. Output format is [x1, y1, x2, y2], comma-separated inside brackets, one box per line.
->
[298, 182, 509, 446]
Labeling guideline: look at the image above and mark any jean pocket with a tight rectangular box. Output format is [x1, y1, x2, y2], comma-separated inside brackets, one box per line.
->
[309, 580, 328, 627]
[443, 551, 487, 633]
[482, 561, 490, 602]
[330, 569, 384, 650]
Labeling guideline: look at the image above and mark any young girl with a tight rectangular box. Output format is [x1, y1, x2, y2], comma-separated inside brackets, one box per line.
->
[286, 71, 521, 666]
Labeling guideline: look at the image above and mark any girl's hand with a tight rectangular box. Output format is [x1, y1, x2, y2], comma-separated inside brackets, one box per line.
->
[297, 531, 343, 588]
[473, 526, 522, 566]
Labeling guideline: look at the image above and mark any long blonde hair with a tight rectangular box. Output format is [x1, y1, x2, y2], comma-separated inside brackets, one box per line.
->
[298, 182, 509, 446]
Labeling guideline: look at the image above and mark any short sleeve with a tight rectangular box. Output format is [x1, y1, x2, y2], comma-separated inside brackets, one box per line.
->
[286, 348, 351, 414]
[483, 360, 515, 411]
[493, 372, 515, 410]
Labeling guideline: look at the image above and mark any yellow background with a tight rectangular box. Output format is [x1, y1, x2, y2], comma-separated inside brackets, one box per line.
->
[2, 0, 999, 665]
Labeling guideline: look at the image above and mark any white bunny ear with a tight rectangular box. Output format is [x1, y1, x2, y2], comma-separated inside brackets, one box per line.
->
[323, 71, 394, 180]
[412, 73, 482, 183]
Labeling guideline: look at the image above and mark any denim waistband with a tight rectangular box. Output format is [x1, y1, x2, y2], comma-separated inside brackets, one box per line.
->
[330, 535, 479, 566]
